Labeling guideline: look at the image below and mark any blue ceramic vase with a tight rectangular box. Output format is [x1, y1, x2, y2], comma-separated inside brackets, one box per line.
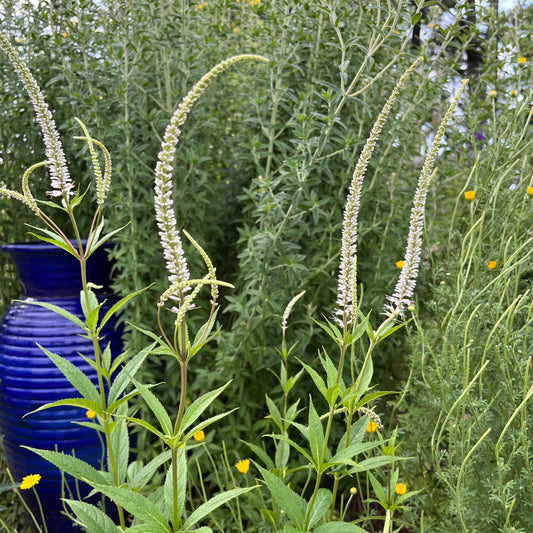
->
[0, 242, 122, 532]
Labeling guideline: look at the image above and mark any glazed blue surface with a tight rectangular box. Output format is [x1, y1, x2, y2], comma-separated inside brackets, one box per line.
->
[0, 242, 122, 532]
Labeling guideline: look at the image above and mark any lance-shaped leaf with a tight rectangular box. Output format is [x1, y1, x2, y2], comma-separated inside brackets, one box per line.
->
[65, 500, 120, 533]
[90, 483, 171, 532]
[178, 382, 230, 434]
[128, 377, 172, 437]
[256, 464, 307, 530]
[182, 487, 256, 531]
[37, 345, 101, 404]
[25, 301, 86, 330]
[23, 447, 108, 486]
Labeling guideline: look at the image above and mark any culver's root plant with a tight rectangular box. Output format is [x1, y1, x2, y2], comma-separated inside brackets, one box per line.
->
[0, 27, 467, 532]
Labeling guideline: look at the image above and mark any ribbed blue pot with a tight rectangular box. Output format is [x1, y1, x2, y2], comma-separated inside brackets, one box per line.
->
[0, 242, 122, 532]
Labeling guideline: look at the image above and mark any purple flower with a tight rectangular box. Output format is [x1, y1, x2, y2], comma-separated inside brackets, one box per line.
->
[475, 130, 486, 141]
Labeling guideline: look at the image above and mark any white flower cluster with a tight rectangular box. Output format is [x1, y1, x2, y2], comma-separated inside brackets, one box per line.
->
[335, 57, 423, 327]
[0, 33, 74, 199]
[384, 79, 469, 318]
[154, 54, 268, 294]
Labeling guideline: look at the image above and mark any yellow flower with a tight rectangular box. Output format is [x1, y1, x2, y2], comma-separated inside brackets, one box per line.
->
[233, 26, 240, 33]
[395, 260, 404, 269]
[395, 482, 407, 496]
[511, 90, 517, 97]
[527, 187, 533, 197]
[61, 31, 68, 38]
[198, 3, 203, 9]
[464, 190, 475, 202]
[487, 260, 497, 270]
[248, 0, 260, 4]
[517, 57, 526, 65]
[20, 474, 41, 490]
[235, 459, 250, 474]
[489, 89, 497, 98]
[85, 409, 96, 419]
[349, 486, 358, 495]
[193, 430, 205, 442]
[366, 420, 377, 433]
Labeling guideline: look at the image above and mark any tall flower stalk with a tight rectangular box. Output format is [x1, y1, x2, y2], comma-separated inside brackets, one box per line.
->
[335, 56, 423, 329]
[384, 78, 469, 318]
[0, 31, 131, 528]
[0, 33, 73, 201]
[153, 53, 268, 530]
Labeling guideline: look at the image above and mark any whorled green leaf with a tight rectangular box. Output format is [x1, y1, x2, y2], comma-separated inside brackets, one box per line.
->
[298, 359, 327, 399]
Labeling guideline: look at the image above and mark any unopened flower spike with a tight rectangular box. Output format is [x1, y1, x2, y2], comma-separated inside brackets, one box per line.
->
[73, 118, 112, 205]
[158, 278, 234, 309]
[0, 161, 49, 215]
[384, 79, 469, 318]
[183, 229, 219, 303]
[0, 32, 73, 200]
[335, 56, 423, 327]
[282, 290, 306, 333]
[154, 54, 268, 294]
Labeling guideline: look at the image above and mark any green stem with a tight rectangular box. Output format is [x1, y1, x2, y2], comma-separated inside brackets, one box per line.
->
[172, 446, 179, 530]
